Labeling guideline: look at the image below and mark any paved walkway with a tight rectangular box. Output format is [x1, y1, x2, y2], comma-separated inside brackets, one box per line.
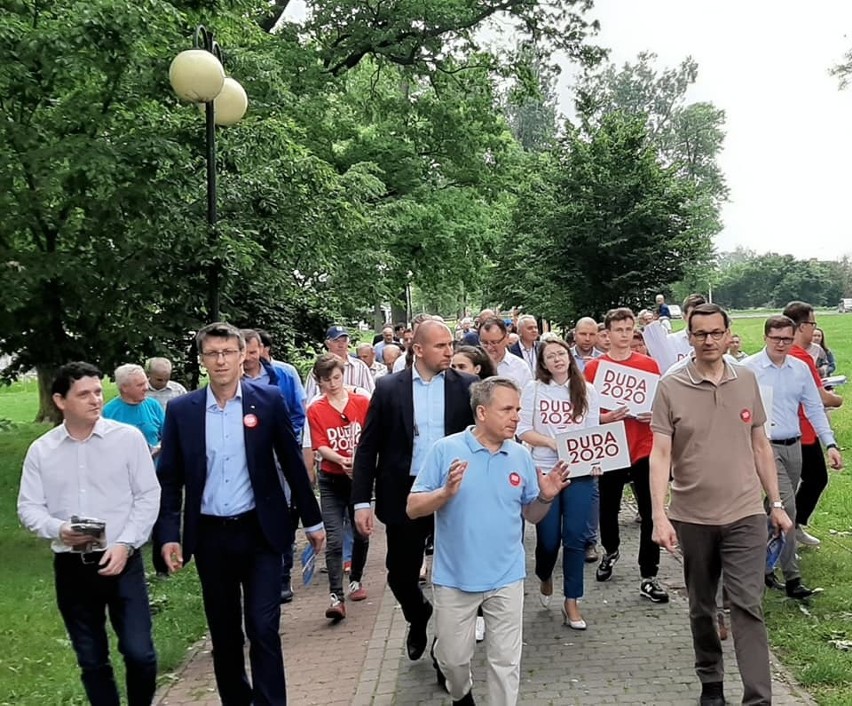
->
[156, 507, 814, 705]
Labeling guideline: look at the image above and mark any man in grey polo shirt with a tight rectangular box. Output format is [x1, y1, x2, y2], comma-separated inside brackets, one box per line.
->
[650, 304, 792, 706]
[742, 315, 843, 599]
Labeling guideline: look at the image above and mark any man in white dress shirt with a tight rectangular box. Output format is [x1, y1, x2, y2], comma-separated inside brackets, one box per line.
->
[479, 318, 532, 388]
[18, 361, 161, 706]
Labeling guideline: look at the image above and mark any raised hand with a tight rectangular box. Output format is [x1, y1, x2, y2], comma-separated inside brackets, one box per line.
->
[537, 460, 570, 501]
[443, 459, 468, 498]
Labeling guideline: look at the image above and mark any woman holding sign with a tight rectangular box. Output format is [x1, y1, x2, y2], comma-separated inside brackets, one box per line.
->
[518, 339, 600, 630]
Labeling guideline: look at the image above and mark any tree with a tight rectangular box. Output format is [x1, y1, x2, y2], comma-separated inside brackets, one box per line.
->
[532, 113, 707, 323]
[575, 52, 727, 262]
[0, 0, 606, 421]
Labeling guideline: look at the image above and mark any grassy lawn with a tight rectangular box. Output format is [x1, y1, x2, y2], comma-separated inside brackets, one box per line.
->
[0, 413, 206, 704]
[726, 314, 852, 705]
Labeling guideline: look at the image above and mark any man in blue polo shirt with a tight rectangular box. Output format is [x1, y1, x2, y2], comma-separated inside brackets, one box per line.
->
[407, 377, 568, 706]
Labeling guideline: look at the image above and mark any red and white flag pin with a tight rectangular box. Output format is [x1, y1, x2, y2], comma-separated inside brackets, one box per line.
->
[244, 413, 259, 428]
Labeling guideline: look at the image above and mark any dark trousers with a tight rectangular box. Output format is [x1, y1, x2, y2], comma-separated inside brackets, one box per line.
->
[673, 515, 771, 706]
[598, 456, 660, 577]
[319, 472, 369, 596]
[195, 512, 287, 706]
[796, 441, 828, 527]
[385, 515, 434, 625]
[54, 552, 157, 706]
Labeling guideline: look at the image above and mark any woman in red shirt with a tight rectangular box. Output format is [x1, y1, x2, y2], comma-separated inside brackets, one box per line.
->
[307, 354, 371, 622]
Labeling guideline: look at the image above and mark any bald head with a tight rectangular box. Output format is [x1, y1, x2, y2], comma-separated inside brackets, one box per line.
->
[382, 344, 402, 367]
[413, 320, 454, 376]
[574, 317, 598, 356]
[413, 319, 451, 346]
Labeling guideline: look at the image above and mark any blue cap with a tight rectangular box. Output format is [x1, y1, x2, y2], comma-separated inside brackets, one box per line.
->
[325, 325, 349, 340]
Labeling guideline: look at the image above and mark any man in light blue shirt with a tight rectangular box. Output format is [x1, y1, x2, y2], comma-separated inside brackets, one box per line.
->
[408, 377, 567, 706]
[742, 315, 843, 600]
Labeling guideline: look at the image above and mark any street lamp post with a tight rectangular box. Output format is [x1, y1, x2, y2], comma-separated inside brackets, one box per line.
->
[169, 26, 248, 323]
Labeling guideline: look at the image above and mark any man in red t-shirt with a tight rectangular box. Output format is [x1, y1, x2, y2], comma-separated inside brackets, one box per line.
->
[584, 307, 668, 604]
[782, 301, 843, 548]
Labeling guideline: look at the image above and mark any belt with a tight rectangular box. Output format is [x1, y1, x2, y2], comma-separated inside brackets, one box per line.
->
[771, 437, 801, 446]
[199, 509, 257, 526]
[56, 549, 107, 565]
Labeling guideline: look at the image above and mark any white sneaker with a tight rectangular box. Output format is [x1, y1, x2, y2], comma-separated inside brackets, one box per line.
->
[475, 616, 485, 642]
[796, 527, 821, 547]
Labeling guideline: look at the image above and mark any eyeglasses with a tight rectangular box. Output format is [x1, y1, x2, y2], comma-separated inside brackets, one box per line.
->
[200, 349, 241, 361]
[480, 337, 506, 348]
[799, 320, 817, 328]
[689, 330, 726, 342]
[543, 350, 570, 361]
[766, 335, 794, 346]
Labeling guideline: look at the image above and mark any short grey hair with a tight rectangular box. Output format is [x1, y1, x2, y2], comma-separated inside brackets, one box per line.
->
[115, 363, 147, 389]
[145, 357, 172, 375]
[470, 377, 520, 415]
[356, 342, 373, 354]
[517, 314, 537, 327]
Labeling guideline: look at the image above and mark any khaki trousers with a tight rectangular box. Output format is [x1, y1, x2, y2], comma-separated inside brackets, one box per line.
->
[433, 580, 524, 705]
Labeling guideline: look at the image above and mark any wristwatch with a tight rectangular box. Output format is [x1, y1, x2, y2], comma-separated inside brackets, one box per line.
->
[826, 443, 838, 451]
[119, 542, 136, 556]
[770, 501, 784, 509]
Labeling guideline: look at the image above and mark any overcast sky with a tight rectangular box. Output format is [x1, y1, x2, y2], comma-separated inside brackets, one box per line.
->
[285, 1, 852, 260]
[553, 0, 852, 261]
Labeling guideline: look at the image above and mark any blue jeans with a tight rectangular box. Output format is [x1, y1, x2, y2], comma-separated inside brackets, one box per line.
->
[534, 477, 597, 599]
[584, 477, 599, 546]
[54, 552, 157, 706]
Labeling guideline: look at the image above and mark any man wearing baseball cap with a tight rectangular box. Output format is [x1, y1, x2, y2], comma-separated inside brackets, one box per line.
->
[304, 325, 375, 401]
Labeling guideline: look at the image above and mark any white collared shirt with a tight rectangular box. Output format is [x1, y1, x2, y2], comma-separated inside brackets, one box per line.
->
[495, 351, 533, 388]
[17, 418, 161, 552]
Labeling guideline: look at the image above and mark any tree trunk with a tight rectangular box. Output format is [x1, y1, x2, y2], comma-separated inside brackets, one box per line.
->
[35, 366, 62, 425]
[373, 303, 386, 332]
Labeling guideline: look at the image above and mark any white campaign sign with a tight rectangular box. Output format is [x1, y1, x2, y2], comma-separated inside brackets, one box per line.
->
[555, 422, 630, 478]
[592, 360, 660, 415]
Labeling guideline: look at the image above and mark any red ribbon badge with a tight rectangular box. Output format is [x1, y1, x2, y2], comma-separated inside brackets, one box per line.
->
[740, 409, 752, 423]
[508, 472, 521, 487]
[243, 413, 259, 429]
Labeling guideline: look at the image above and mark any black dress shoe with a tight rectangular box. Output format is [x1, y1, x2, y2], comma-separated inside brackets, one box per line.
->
[406, 600, 433, 660]
[280, 579, 294, 604]
[764, 572, 784, 591]
[453, 691, 475, 706]
[786, 579, 815, 600]
[699, 680, 726, 705]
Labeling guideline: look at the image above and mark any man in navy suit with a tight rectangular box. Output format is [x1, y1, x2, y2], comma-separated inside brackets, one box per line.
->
[157, 322, 324, 706]
[508, 314, 543, 374]
[352, 320, 477, 662]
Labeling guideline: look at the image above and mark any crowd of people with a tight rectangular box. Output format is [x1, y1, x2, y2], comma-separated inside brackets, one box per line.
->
[15, 295, 845, 706]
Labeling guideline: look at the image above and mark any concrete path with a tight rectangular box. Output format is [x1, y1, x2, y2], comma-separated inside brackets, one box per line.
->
[156, 507, 814, 705]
